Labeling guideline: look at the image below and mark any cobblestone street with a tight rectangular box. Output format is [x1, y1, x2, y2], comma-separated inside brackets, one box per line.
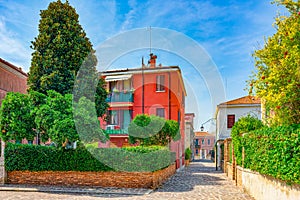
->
[0, 160, 254, 200]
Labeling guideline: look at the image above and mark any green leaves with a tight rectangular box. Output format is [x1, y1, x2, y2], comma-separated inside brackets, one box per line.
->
[231, 115, 264, 166]
[73, 97, 108, 143]
[0, 92, 36, 141]
[249, 0, 300, 125]
[28, 0, 95, 95]
[128, 114, 180, 146]
[4, 143, 112, 172]
[185, 148, 192, 160]
[34, 90, 78, 147]
[238, 123, 300, 185]
[5, 143, 175, 172]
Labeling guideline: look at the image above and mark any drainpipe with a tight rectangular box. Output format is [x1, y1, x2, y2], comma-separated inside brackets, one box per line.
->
[168, 72, 171, 119]
[142, 66, 144, 114]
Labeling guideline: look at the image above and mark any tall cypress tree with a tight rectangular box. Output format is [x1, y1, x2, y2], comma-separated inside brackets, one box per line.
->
[28, 0, 108, 116]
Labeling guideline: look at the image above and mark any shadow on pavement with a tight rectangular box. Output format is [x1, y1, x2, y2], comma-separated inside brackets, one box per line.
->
[154, 159, 225, 193]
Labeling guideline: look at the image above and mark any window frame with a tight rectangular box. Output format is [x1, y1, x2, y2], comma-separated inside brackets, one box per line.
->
[156, 108, 165, 118]
[227, 114, 235, 129]
[156, 75, 165, 92]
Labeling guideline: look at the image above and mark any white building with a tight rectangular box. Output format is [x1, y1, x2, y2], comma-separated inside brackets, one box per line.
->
[215, 96, 261, 140]
[215, 96, 261, 169]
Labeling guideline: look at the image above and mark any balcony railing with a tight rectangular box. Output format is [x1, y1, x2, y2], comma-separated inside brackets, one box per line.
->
[106, 91, 134, 103]
[104, 129, 128, 135]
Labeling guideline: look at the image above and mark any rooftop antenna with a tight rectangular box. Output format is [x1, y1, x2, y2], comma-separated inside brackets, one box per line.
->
[142, 56, 145, 68]
[149, 26, 152, 54]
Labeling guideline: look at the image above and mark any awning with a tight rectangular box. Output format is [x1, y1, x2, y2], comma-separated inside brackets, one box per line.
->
[105, 74, 132, 82]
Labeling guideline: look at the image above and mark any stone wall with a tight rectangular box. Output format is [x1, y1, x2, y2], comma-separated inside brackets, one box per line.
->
[241, 168, 300, 200]
[226, 162, 233, 181]
[7, 164, 176, 189]
[223, 138, 300, 199]
[236, 166, 243, 187]
[0, 140, 6, 185]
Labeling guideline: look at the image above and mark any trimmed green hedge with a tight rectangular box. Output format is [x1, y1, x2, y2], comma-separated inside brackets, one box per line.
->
[88, 145, 176, 172]
[5, 143, 112, 172]
[5, 143, 175, 172]
[231, 115, 264, 165]
[243, 124, 300, 185]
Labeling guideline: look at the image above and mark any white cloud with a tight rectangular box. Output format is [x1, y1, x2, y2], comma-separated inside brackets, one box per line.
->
[0, 18, 31, 71]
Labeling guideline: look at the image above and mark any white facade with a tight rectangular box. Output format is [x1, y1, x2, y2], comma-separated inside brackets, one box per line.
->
[216, 104, 261, 140]
[215, 96, 261, 170]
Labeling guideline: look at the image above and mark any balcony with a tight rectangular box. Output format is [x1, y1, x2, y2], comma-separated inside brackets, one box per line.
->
[106, 91, 134, 103]
[105, 129, 128, 135]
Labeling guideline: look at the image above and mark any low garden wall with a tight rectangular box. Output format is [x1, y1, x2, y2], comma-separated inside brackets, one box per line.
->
[224, 163, 300, 200]
[7, 164, 175, 189]
[223, 124, 300, 200]
[226, 162, 233, 180]
[241, 167, 300, 200]
[3, 143, 176, 189]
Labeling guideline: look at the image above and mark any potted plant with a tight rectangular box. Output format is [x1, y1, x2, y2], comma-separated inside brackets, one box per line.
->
[113, 88, 119, 93]
[185, 148, 192, 166]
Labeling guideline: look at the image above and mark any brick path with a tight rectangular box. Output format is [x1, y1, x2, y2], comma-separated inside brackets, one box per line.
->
[0, 160, 254, 200]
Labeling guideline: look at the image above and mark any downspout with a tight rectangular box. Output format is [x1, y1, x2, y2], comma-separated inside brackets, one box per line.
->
[168, 72, 171, 119]
[142, 67, 144, 114]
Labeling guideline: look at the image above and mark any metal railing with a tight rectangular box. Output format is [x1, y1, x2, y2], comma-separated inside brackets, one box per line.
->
[106, 91, 134, 103]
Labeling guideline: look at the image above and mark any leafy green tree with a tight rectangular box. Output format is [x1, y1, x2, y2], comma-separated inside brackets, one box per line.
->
[27, 0, 108, 145]
[128, 114, 164, 145]
[28, 0, 93, 95]
[0, 92, 35, 142]
[128, 114, 179, 146]
[34, 90, 78, 147]
[28, 0, 108, 117]
[249, 0, 300, 125]
[73, 53, 109, 117]
[73, 97, 108, 143]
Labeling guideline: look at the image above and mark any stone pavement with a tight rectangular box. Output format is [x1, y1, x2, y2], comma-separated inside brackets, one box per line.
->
[0, 160, 254, 200]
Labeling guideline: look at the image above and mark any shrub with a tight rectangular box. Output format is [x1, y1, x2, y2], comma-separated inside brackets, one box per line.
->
[185, 148, 192, 160]
[5, 143, 175, 172]
[5, 143, 112, 172]
[89, 145, 176, 172]
[243, 124, 300, 185]
[231, 115, 264, 165]
[128, 114, 180, 146]
[0, 92, 36, 141]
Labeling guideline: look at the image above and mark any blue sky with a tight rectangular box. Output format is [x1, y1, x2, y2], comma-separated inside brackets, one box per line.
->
[0, 0, 286, 131]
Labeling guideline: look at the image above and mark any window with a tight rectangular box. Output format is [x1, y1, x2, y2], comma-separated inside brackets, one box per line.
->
[156, 108, 165, 118]
[156, 75, 165, 91]
[202, 139, 205, 145]
[227, 114, 235, 128]
[195, 139, 199, 145]
[178, 110, 181, 126]
[208, 139, 210, 145]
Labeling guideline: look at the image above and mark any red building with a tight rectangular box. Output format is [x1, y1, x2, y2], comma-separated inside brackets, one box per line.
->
[100, 54, 186, 169]
[0, 58, 28, 105]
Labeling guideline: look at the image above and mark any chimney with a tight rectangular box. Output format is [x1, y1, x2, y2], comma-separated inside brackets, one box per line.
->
[148, 53, 157, 68]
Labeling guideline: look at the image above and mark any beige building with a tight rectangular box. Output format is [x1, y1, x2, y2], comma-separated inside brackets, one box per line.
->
[184, 113, 195, 158]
